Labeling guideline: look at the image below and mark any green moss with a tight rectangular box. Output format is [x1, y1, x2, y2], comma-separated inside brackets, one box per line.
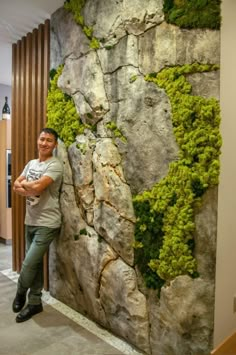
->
[76, 143, 87, 155]
[104, 45, 114, 50]
[79, 228, 87, 235]
[163, 0, 221, 29]
[129, 75, 138, 83]
[106, 121, 127, 143]
[133, 63, 221, 288]
[64, 0, 100, 49]
[83, 25, 93, 38]
[90, 37, 100, 50]
[47, 65, 85, 147]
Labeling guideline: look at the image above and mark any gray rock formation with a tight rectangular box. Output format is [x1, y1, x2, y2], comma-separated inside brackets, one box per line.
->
[101, 65, 179, 194]
[100, 258, 150, 354]
[49, 1, 220, 354]
[149, 276, 215, 355]
[139, 22, 220, 74]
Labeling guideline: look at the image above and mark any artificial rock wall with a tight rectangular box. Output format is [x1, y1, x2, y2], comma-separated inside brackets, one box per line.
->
[49, 1, 220, 354]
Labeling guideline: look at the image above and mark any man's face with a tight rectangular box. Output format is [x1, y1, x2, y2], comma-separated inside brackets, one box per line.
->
[37, 132, 57, 158]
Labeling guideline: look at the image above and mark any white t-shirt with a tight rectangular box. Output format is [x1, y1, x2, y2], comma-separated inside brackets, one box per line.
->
[21, 157, 63, 228]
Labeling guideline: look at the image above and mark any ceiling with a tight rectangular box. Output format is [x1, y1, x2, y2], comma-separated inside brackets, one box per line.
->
[0, 0, 65, 86]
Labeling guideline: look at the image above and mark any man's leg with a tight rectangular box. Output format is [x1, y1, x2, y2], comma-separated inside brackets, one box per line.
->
[12, 225, 33, 312]
[16, 225, 34, 295]
[15, 226, 60, 323]
[18, 226, 60, 305]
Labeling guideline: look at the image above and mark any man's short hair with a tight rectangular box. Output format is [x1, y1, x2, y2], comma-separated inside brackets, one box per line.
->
[40, 127, 58, 142]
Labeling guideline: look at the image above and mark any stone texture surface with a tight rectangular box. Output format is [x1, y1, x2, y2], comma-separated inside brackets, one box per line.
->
[194, 187, 218, 281]
[149, 276, 215, 355]
[93, 139, 135, 265]
[68, 133, 95, 225]
[58, 52, 109, 124]
[102, 65, 179, 194]
[139, 22, 220, 74]
[100, 258, 150, 354]
[97, 34, 139, 74]
[188, 71, 220, 100]
[49, 1, 220, 354]
[83, 0, 164, 45]
[50, 7, 90, 69]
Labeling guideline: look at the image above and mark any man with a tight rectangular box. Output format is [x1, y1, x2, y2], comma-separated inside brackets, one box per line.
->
[12, 127, 63, 323]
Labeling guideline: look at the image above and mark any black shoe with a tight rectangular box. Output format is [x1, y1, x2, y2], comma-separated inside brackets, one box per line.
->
[16, 304, 43, 323]
[12, 293, 26, 313]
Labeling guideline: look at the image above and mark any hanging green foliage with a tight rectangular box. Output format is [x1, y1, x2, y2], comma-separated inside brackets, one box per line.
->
[163, 0, 221, 29]
[46, 65, 85, 147]
[133, 63, 221, 289]
[64, 0, 100, 49]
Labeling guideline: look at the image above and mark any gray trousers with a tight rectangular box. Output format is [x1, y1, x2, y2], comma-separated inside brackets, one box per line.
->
[17, 225, 60, 305]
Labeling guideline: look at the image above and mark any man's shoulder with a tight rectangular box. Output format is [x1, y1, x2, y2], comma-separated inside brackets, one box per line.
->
[45, 157, 63, 174]
[48, 157, 63, 167]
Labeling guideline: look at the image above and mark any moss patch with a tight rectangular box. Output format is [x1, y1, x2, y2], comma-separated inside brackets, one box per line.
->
[133, 63, 221, 289]
[106, 121, 127, 143]
[64, 0, 100, 49]
[46, 65, 85, 147]
[163, 0, 221, 29]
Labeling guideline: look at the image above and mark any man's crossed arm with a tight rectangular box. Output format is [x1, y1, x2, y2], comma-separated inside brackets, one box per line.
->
[13, 175, 54, 196]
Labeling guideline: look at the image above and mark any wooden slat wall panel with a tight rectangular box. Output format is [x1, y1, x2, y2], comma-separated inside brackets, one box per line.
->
[11, 20, 50, 289]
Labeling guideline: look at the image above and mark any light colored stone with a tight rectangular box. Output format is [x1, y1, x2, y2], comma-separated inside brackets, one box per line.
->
[97, 34, 139, 74]
[50, 7, 90, 69]
[58, 52, 109, 124]
[56, 141, 73, 185]
[68, 135, 94, 187]
[94, 201, 134, 265]
[59, 184, 85, 241]
[149, 276, 214, 355]
[93, 139, 135, 221]
[100, 258, 150, 353]
[102, 65, 179, 194]
[50, 223, 118, 326]
[84, 0, 164, 45]
[71, 226, 118, 325]
[68, 134, 96, 225]
[139, 22, 220, 75]
[188, 71, 220, 100]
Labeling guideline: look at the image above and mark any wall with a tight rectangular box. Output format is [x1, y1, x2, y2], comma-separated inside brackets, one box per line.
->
[214, 0, 236, 346]
[49, 3, 220, 354]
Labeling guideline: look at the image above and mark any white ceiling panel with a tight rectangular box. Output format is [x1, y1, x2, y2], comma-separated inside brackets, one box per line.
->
[0, 0, 64, 85]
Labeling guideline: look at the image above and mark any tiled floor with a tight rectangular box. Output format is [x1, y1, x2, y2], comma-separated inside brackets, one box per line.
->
[0, 243, 12, 270]
[0, 243, 143, 355]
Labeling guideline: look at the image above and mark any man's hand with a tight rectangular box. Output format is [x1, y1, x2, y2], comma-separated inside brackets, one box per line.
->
[13, 176, 28, 196]
[21, 176, 54, 195]
[13, 175, 54, 196]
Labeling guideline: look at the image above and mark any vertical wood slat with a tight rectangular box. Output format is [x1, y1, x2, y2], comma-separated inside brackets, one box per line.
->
[11, 44, 17, 271]
[20, 37, 27, 263]
[12, 21, 50, 290]
[25, 32, 32, 163]
[43, 20, 50, 290]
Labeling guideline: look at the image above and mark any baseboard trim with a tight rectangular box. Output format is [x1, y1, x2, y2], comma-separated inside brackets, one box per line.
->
[0, 237, 12, 245]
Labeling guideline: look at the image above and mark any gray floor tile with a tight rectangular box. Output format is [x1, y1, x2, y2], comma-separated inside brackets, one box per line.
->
[0, 243, 12, 270]
[0, 273, 125, 355]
